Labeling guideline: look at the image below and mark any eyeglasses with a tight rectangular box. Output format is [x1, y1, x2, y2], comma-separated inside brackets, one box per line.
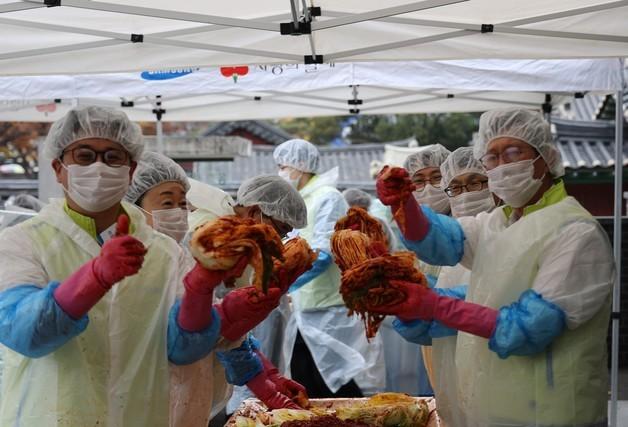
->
[444, 180, 488, 197]
[480, 146, 533, 171]
[412, 175, 442, 191]
[61, 147, 130, 168]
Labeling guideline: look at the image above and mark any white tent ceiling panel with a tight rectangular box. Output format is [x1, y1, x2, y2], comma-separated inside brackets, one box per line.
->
[0, 0, 627, 75]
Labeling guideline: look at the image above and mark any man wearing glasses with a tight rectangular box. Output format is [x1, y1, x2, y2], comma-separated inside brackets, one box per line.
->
[374, 108, 614, 427]
[0, 106, 247, 426]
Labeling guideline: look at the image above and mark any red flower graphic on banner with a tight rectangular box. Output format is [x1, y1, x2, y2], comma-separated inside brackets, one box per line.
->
[220, 66, 249, 83]
[36, 103, 57, 113]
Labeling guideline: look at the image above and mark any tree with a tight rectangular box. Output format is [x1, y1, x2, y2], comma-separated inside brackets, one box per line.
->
[275, 116, 347, 145]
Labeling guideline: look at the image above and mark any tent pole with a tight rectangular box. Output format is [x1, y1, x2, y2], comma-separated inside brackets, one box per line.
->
[153, 95, 165, 154]
[610, 64, 625, 427]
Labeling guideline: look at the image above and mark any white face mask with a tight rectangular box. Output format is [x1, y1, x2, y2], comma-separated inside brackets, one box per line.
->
[278, 168, 301, 189]
[413, 184, 450, 214]
[487, 157, 544, 208]
[151, 208, 189, 243]
[449, 188, 495, 218]
[63, 163, 130, 212]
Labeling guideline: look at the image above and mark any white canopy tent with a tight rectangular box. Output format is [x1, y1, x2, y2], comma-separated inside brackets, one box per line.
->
[0, 0, 627, 75]
[0, 59, 621, 121]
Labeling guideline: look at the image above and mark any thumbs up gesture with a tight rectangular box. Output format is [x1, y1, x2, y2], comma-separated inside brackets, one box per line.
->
[93, 215, 148, 288]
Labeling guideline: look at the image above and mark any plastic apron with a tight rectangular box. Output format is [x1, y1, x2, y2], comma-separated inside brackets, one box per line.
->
[418, 260, 440, 394]
[284, 172, 384, 394]
[430, 264, 469, 427]
[457, 198, 610, 427]
[170, 197, 245, 426]
[0, 200, 180, 427]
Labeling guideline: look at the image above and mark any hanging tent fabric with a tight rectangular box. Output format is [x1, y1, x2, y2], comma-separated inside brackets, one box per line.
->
[0, 59, 622, 121]
[0, 0, 627, 75]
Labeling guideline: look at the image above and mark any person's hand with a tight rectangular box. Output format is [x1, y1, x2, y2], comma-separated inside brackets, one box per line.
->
[216, 286, 283, 341]
[256, 350, 308, 401]
[366, 280, 437, 322]
[92, 215, 147, 288]
[184, 256, 249, 295]
[247, 370, 301, 410]
[376, 166, 415, 207]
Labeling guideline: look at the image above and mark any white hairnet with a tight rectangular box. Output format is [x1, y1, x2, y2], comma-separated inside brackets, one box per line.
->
[273, 139, 320, 173]
[125, 151, 190, 204]
[342, 188, 372, 209]
[5, 194, 45, 212]
[237, 174, 307, 229]
[403, 144, 451, 175]
[474, 107, 564, 177]
[441, 147, 486, 189]
[44, 105, 144, 161]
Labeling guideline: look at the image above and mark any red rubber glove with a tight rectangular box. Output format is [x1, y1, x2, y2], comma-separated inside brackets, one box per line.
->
[255, 350, 307, 402]
[247, 368, 300, 410]
[369, 280, 498, 339]
[177, 257, 249, 332]
[215, 287, 283, 341]
[54, 215, 147, 319]
[376, 166, 429, 241]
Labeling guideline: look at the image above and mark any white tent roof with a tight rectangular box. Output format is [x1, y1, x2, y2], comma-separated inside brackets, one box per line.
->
[1, 1, 628, 76]
[0, 59, 622, 121]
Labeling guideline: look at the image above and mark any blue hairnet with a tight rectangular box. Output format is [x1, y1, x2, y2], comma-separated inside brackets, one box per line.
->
[125, 151, 190, 204]
[273, 139, 320, 173]
[44, 105, 144, 161]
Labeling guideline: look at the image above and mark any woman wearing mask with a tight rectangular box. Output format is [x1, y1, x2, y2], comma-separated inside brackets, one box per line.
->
[125, 151, 190, 243]
[374, 108, 614, 427]
[393, 147, 495, 427]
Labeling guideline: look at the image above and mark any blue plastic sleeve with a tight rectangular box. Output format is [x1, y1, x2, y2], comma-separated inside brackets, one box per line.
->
[167, 300, 222, 365]
[401, 206, 465, 267]
[216, 336, 263, 386]
[434, 285, 467, 300]
[288, 251, 333, 293]
[426, 274, 438, 289]
[393, 317, 433, 346]
[0, 283, 88, 358]
[489, 290, 566, 359]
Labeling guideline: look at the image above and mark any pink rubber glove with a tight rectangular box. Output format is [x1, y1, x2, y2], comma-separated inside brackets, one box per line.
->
[215, 287, 283, 341]
[178, 257, 249, 332]
[54, 215, 147, 319]
[376, 166, 429, 241]
[247, 368, 300, 410]
[369, 280, 498, 339]
[255, 350, 307, 401]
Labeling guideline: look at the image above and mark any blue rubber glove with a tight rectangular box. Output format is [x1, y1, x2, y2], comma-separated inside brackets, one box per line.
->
[216, 336, 263, 386]
[0, 283, 88, 358]
[288, 251, 333, 293]
[167, 300, 222, 365]
[489, 290, 566, 359]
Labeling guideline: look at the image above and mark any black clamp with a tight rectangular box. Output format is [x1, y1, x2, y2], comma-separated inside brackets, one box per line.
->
[611, 311, 622, 320]
[446, 94, 455, 99]
[121, 101, 134, 107]
[542, 94, 553, 114]
[304, 55, 324, 64]
[347, 99, 363, 105]
[280, 21, 312, 35]
[130, 34, 144, 43]
[54, 99, 61, 104]
[349, 108, 360, 114]
[152, 108, 166, 120]
[254, 96, 262, 101]
[575, 92, 585, 99]
[481, 24, 494, 33]
[309, 7, 322, 17]
[44, 0, 61, 7]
